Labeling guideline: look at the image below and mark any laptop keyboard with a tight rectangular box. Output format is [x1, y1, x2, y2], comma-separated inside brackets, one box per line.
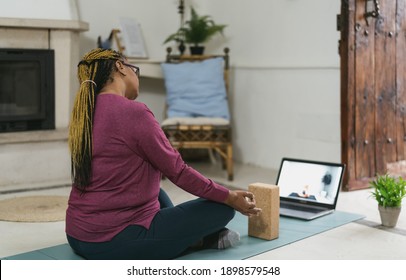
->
[280, 202, 323, 213]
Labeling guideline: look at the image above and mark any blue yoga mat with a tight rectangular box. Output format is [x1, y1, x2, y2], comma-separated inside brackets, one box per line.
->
[176, 210, 364, 260]
[3, 211, 363, 260]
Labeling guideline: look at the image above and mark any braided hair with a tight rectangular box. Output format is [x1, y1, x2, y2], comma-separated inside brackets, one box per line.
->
[68, 48, 126, 191]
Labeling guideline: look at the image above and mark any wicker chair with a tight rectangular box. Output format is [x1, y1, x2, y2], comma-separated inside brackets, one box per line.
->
[161, 47, 233, 180]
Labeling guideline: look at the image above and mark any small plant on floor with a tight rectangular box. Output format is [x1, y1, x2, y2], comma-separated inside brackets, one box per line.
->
[370, 174, 406, 227]
[370, 174, 406, 207]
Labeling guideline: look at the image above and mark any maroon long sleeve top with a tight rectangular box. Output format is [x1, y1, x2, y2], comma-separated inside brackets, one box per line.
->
[66, 94, 229, 242]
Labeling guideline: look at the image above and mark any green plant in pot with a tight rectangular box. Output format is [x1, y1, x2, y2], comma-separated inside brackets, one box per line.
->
[164, 7, 227, 55]
[370, 174, 406, 227]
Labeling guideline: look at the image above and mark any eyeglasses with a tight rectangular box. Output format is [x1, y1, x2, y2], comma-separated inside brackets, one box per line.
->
[122, 62, 140, 78]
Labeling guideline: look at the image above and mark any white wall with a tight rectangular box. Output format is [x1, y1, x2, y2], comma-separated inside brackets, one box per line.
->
[1, 0, 342, 171]
[200, 0, 342, 168]
[0, 0, 79, 20]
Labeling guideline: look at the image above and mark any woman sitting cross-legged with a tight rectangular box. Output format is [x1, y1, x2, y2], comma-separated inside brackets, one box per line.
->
[65, 48, 261, 260]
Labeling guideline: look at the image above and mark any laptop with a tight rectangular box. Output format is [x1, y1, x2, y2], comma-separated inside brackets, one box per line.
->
[276, 157, 345, 220]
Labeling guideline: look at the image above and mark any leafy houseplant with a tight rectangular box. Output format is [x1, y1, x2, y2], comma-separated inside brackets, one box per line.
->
[370, 174, 406, 227]
[164, 7, 227, 55]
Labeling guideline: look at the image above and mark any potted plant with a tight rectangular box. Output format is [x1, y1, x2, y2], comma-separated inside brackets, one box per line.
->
[163, 7, 227, 55]
[370, 174, 406, 227]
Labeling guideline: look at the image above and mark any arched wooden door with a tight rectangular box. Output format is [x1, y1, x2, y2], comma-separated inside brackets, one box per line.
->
[339, 0, 406, 190]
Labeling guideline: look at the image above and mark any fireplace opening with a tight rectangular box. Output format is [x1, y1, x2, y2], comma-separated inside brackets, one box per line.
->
[0, 48, 55, 133]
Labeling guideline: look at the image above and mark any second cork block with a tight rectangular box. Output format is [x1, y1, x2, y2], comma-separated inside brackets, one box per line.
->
[248, 182, 279, 240]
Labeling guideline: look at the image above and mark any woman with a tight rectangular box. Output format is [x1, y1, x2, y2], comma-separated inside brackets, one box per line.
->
[66, 48, 261, 260]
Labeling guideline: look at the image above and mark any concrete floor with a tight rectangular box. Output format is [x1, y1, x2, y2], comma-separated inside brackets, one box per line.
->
[0, 161, 405, 259]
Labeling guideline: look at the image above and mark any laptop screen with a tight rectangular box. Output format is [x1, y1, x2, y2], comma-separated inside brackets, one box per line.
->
[276, 158, 345, 206]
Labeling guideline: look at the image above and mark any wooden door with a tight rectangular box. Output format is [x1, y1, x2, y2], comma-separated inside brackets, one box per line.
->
[339, 0, 406, 190]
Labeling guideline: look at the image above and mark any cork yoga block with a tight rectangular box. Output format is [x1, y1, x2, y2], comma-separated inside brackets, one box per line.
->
[248, 183, 279, 240]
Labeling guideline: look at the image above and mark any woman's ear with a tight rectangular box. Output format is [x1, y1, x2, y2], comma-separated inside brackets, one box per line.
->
[115, 60, 127, 76]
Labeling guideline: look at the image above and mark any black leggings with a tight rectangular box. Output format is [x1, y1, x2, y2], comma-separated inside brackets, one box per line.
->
[67, 189, 235, 259]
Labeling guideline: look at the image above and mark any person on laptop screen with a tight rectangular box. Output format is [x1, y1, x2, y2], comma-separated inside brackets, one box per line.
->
[288, 185, 317, 200]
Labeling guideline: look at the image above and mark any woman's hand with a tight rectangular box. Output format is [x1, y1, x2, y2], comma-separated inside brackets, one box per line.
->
[224, 190, 262, 217]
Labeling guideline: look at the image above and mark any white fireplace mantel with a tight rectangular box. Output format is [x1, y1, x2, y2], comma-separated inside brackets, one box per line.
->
[0, 17, 89, 190]
[0, 17, 88, 31]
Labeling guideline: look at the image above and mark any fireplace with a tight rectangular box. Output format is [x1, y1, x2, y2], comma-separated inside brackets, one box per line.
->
[0, 18, 88, 190]
[0, 48, 55, 133]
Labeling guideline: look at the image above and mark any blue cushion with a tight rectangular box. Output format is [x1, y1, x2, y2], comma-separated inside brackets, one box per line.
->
[161, 57, 230, 119]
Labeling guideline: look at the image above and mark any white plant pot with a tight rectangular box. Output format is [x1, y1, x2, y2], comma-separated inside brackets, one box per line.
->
[378, 205, 401, 227]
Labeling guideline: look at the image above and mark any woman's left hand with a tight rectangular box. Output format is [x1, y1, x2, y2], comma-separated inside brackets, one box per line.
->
[224, 190, 262, 217]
